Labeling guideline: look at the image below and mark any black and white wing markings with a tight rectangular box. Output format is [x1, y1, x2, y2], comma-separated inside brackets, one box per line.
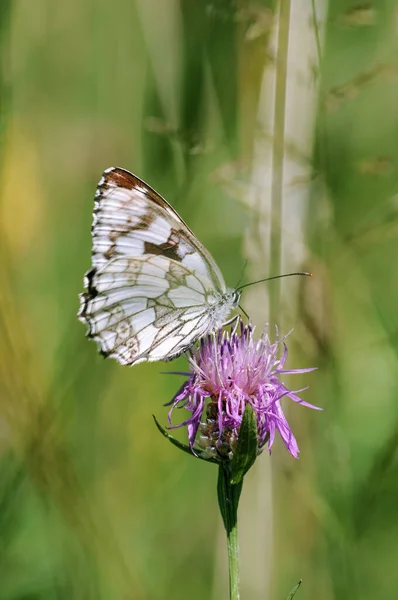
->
[79, 167, 240, 365]
[91, 167, 225, 288]
[79, 254, 231, 365]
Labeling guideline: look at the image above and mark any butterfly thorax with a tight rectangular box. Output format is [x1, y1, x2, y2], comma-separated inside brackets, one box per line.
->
[205, 288, 241, 331]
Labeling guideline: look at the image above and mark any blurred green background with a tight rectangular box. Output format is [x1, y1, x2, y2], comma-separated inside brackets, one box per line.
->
[1, 1, 398, 598]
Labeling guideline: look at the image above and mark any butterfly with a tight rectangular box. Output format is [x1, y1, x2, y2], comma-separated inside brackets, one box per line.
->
[78, 167, 241, 365]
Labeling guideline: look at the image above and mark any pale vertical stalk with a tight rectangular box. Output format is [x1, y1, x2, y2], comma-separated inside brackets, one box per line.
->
[241, 1, 327, 598]
[279, 1, 327, 318]
[269, 0, 290, 326]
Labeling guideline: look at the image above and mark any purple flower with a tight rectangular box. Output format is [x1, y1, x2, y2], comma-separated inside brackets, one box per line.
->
[168, 320, 320, 460]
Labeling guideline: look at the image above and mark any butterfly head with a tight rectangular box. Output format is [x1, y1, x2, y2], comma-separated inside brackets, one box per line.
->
[231, 289, 241, 307]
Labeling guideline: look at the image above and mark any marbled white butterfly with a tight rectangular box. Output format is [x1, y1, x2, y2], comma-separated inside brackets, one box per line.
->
[78, 167, 241, 365]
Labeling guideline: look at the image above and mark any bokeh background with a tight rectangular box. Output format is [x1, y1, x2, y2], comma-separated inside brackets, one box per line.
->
[1, 1, 398, 599]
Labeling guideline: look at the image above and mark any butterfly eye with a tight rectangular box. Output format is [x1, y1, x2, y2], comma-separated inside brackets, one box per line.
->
[232, 291, 241, 306]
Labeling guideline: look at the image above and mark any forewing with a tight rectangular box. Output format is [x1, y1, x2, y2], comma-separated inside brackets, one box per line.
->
[79, 254, 219, 365]
[91, 167, 226, 291]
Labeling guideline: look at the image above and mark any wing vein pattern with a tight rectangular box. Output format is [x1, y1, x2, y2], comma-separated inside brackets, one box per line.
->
[78, 167, 238, 365]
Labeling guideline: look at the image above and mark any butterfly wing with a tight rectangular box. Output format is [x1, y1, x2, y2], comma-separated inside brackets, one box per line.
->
[79, 254, 225, 365]
[79, 167, 231, 365]
[90, 167, 226, 288]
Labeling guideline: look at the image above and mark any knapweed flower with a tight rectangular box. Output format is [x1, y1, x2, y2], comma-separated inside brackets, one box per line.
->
[168, 320, 319, 460]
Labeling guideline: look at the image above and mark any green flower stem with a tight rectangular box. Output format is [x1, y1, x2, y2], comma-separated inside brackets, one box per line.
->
[226, 514, 240, 600]
[217, 464, 243, 600]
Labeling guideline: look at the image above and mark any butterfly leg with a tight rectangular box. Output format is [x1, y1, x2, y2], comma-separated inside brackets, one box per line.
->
[222, 314, 241, 334]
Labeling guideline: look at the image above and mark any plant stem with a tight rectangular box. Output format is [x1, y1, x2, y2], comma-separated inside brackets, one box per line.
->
[227, 514, 240, 600]
[269, 0, 291, 326]
[217, 464, 243, 600]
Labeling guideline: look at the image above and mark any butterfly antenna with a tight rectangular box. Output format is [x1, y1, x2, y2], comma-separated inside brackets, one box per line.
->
[234, 259, 248, 289]
[237, 272, 312, 292]
[239, 305, 250, 320]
